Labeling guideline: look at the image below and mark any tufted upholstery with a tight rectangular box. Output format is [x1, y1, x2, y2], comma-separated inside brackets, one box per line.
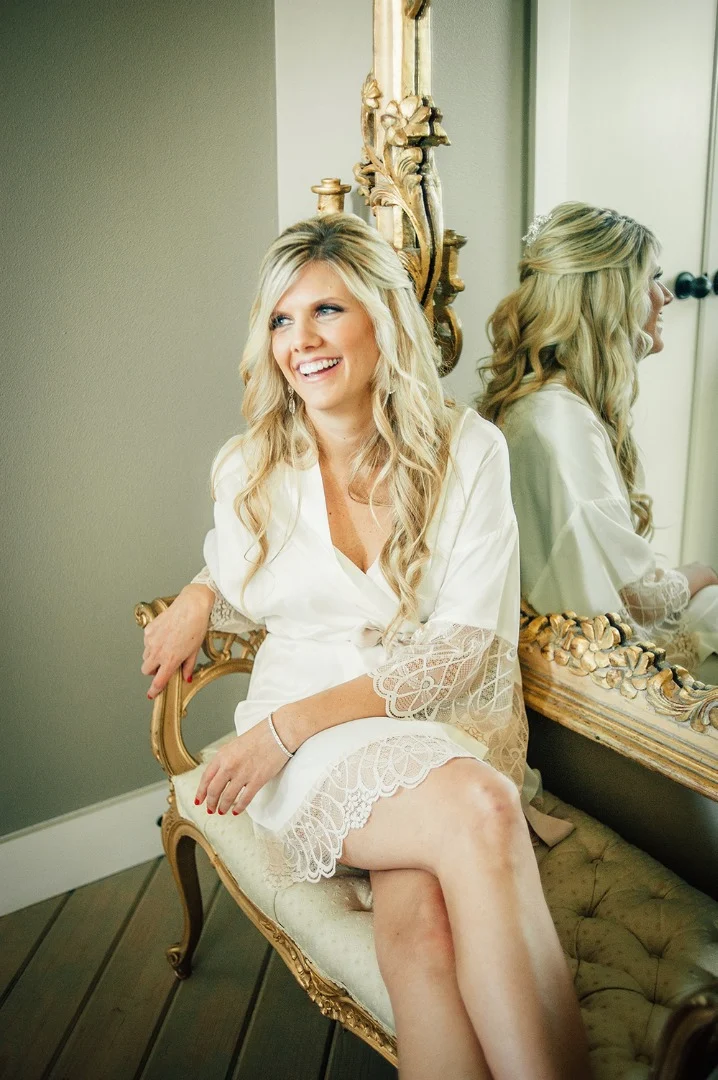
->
[173, 741, 718, 1080]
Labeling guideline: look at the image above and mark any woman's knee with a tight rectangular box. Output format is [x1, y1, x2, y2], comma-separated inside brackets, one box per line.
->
[373, 871, 455, 986]
[433, 759, 525, 850]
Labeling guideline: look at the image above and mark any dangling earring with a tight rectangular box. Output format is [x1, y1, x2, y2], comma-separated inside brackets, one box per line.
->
[287, 385, 296, 415]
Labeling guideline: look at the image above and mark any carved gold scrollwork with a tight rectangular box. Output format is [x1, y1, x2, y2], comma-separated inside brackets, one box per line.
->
[520, 604, 718, 735]
[353, 0, 465, 373]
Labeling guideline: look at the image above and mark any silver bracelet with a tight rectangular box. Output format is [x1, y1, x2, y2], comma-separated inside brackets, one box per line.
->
[267, 712, 294, 759]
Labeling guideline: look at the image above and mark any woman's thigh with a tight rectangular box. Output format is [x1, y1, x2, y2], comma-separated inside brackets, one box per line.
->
[340, 756, 522, 874]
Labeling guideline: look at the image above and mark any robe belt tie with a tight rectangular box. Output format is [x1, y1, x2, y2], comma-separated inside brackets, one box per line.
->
[349, 623, 416, 649]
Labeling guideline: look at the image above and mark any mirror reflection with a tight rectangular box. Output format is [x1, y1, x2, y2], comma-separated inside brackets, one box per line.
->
[475, 202, 718, 682]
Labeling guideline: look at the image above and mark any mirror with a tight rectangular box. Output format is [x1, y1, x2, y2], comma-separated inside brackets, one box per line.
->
[433, 0, 718, 685]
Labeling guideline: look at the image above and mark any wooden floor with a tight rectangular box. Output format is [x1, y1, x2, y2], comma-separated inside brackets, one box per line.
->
[0, 850, 397, 1080]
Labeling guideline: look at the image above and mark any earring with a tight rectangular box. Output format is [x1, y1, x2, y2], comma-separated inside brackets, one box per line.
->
[287, 385, 296, 415]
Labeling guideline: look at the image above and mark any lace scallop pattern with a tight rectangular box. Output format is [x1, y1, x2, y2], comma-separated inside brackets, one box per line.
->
[260, 732, 474, 886]
[619, 568, 698, 668]
[372, 622, 527, 789]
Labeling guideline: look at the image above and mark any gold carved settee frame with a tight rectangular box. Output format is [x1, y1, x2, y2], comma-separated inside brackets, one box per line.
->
[136, 0, 718, 1072]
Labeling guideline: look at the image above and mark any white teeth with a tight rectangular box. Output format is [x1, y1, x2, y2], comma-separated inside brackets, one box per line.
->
[298, 357, 341, 376]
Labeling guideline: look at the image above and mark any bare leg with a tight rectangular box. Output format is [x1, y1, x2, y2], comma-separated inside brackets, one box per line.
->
[341, 759, 591, 1080]
[371, 867, 492, 1080]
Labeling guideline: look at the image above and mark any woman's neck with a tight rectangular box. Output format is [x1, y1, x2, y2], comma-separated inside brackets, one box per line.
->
[310, 405, 376, 473]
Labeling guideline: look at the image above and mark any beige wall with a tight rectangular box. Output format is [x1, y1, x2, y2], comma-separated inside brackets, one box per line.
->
[1, 0, 278, 835]
[434, 0, 530, 406]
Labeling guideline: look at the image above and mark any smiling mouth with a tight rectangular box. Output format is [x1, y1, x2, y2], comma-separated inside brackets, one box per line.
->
[297, 357, 342, 378]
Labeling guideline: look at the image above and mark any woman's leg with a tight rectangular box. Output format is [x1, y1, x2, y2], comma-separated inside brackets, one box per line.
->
[371, 867, 492, 1080]
[341, 758, 591, 1080]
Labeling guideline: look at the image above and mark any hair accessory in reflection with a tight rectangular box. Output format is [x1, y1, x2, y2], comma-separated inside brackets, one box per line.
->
[522, 212, 553, 248]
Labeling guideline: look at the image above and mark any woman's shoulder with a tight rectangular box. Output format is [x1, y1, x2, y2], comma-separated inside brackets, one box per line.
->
[450, 407, 509, 488]
[453, 406, 507, 462]
[211, 435, 249, 502]
[503, 383, 607, 449]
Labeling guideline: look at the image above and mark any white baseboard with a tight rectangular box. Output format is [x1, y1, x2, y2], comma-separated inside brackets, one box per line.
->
[0, 782, 169, 917]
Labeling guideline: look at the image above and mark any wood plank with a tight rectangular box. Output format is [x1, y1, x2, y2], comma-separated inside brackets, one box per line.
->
[0, 893, 68, 1000]
[0, 861, 155, 1080]
[46, 852, 220, 1080]
[324, 1026, 397, 1080]
[140, 884, 271, 1080]
[233, 952, 333, 1080]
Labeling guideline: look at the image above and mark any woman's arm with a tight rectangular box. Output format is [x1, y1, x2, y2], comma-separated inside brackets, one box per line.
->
[678, 561, 718, 598]
[142, 582, 215, 699]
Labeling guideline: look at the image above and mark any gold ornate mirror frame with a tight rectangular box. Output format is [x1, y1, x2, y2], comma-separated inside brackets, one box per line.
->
[318, 0, 718, 801]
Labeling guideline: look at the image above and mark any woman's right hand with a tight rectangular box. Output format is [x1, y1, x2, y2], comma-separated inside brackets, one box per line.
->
[678, 562, 718, 598]
[142, 583, 216, 700]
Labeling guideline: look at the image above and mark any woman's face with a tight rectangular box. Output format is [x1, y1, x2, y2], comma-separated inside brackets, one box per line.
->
[644, 263, 674, 355]
[270, 261, 380, 422]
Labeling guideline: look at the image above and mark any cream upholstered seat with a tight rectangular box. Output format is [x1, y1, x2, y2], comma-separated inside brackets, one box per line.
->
[173, 737, 718, 1080]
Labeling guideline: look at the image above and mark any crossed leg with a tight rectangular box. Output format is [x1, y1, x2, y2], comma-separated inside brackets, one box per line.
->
[341, 757, 591, 1080]
[371, 867, 492, 1080]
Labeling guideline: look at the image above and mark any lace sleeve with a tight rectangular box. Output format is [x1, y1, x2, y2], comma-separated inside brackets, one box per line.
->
[620, 568, 691, 630]
[372, 622, 501, 720]
[190, 566, 260, 635]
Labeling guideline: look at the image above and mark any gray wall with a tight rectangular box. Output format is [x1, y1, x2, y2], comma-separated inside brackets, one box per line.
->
[1, 0, 278, 835]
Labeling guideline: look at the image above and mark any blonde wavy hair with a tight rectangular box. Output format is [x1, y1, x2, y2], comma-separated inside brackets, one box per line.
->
[477, 201, 658, 537]
[215, 213, 457, 636]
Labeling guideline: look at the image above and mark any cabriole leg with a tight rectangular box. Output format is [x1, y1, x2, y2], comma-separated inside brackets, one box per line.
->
[162, 804, 204, 979]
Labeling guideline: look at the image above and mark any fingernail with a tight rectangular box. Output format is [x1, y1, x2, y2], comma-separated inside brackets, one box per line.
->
[217, 809, 225, 816]
[232, 810, 240, 816]
[187, 674, 193, 683]
[147, 693, 153, 700]
[207, 808, 214, 814]
[194, 798, 200, 806]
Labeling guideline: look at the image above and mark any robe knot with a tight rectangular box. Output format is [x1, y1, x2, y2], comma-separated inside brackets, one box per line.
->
[350, 624, 385, 649]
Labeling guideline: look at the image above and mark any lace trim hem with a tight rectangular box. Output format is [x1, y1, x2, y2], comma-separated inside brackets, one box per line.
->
[257, 732, 475, 887]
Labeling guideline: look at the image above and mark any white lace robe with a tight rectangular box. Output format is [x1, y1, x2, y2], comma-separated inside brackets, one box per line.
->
[501, 382, 718, 670]
[197, 409, 564, 884]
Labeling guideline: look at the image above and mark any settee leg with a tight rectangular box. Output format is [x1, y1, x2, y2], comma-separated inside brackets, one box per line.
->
[163, 809, 204, 980]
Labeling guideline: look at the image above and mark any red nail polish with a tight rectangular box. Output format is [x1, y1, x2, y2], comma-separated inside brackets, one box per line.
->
[147, 693, 153, 700]
[194, 798, 200, 805]
[207, 808, 214, 814]
[187, 674, 193, 683]
[232, 810, 240, 816]
[218, 809, 225, 816]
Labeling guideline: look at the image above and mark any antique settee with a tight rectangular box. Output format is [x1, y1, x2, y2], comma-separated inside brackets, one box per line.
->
[135, 596, 718, 1080]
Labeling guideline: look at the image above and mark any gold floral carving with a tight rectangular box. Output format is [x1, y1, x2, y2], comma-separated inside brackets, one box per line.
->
[354, 0, 465, 373]
[519, 604, 718, 736]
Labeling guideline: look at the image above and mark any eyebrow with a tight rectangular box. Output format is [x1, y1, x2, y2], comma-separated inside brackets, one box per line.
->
[270, 295, 347, 316]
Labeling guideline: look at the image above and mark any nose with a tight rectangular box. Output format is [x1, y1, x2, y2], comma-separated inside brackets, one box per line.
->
[290, 315, 322, 352]
[661, 281, 674, 306]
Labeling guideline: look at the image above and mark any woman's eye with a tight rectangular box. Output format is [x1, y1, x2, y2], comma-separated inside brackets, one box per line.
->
[269, 314, 290, 330]
[316, 304, 343, 316]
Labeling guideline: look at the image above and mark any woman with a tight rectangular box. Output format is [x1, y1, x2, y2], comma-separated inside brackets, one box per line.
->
[142, 213, 590, 1080]
[478, 201, 718, 676]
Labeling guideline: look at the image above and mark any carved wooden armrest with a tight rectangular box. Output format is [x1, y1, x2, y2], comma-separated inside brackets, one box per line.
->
[134, 595, 266, 778]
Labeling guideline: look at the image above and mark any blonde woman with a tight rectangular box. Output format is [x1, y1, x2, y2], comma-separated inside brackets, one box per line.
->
[479, 201, 718, 675]
[141, 214, 589, 1080]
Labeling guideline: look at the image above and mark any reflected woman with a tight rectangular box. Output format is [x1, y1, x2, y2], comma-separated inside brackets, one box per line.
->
[478, 202, 718, 677]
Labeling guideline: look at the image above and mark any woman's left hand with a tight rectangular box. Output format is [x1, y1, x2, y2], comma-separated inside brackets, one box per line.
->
[194, 718, 291, 815]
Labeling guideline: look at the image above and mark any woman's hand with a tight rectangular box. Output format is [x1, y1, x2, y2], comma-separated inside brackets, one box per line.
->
[678, 562, 718, 598]
[194, 719, 291, 815]
[142, 583, 215, 699]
